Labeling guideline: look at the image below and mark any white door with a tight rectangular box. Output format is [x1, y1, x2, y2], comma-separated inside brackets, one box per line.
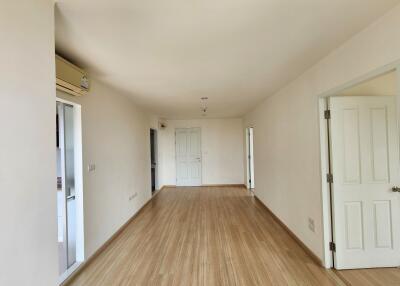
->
[330, 95, 400, 269]
[176, 128, 202, 186]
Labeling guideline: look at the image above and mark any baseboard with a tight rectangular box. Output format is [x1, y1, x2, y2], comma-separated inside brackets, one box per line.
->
[159, 184, 246, 188]
[61, 189, 163, 286]
[254, 196, 323, 267]
[159, 185, 176, 190]
[201, 184, 247, 188]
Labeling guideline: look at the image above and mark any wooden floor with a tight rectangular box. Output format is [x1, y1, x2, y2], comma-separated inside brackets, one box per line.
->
[67, 186, 399, 286]
[336, 268, 400, 286]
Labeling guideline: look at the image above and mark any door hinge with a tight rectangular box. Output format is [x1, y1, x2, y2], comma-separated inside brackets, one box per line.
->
[329, 242, 336, 252]
[324, 110, 331, 119]
[326, 173, 333, 183]
[249, 179, 252, 183]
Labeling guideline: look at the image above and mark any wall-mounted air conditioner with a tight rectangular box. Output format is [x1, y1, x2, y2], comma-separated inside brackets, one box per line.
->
[56, 55, 89, 96]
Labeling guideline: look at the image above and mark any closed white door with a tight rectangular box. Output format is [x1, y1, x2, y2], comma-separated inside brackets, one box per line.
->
[330, 95, 400, 269]
[176, 128, 202, 186]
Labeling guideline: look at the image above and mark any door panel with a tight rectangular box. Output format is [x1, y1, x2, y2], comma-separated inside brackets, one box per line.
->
[150, 129, 157, 192]
[342, 108, 361, 184]
[344, 201, 364, 250]
[63, 104, 76, 268]
[176, 128, 202, 186]
[176, 129, 188, 184]
[57, 102, 68, 274]
[247, 127, 255, 189]
[330, 96, 400, 269]
[373, 200, 393, 248]
[370, 108, 390, 182]
[57, 102, 78, 274]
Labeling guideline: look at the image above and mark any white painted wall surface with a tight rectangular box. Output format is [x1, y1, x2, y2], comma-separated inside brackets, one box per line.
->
[0, 1, 58, 285]
[244, 4, 400, 262]
[57, 79, 152, 259]
[158, 119, 244, 186]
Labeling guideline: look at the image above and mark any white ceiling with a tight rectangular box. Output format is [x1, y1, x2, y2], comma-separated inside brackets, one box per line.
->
[55, 0, 400, 119]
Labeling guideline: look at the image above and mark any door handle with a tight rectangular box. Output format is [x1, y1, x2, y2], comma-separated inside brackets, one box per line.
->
[67, 195, 76, 201]
[392, 186, 400, 192]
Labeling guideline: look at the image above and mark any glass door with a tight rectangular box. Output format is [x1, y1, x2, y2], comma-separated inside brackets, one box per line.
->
[150, 129, 157, 194]
[57, 102, 77, 274]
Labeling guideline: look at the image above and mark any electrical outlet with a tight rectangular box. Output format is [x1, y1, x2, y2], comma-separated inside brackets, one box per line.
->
[308, 218, 315, 232]
[88, 164, 96, 172]
[129, 192, 138, 201]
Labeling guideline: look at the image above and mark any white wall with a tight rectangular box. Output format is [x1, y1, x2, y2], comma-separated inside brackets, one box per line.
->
[244, 4, 400, 262]
[158, 118, 244, 186]
[57, 79, 152, 259]
[0, 1, 58, 285]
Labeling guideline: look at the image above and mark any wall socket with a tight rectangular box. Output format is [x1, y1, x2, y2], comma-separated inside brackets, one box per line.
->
[88, 164, 96, 172]
[308, 218, 315, 232]
[129, 192, 138, 201]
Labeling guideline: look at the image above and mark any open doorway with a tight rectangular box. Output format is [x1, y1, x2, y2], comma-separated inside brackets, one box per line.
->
[319, 68, 400, 273]
[56, 99, 84, 283]
[246, 127, 255, 190]
[150, 128, 158, 194]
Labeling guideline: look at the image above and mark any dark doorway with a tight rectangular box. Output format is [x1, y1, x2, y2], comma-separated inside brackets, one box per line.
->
[150, 129, 157, 194]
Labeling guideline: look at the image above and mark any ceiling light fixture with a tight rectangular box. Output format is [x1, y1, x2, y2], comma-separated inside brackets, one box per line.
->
[200, 97, 208, 116]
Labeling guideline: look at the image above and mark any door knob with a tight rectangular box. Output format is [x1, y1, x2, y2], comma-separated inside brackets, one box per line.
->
[392, 186, 400, 192]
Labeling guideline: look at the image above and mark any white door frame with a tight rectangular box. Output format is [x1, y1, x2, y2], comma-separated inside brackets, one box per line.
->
[318, 60, 400, 269]
[246, 127, 255, 189]
[150, 128, 159, 193]
[56, 97, 85, 283]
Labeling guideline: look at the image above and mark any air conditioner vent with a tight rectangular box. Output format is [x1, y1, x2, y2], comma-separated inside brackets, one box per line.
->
[56, 55, 89, 96]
